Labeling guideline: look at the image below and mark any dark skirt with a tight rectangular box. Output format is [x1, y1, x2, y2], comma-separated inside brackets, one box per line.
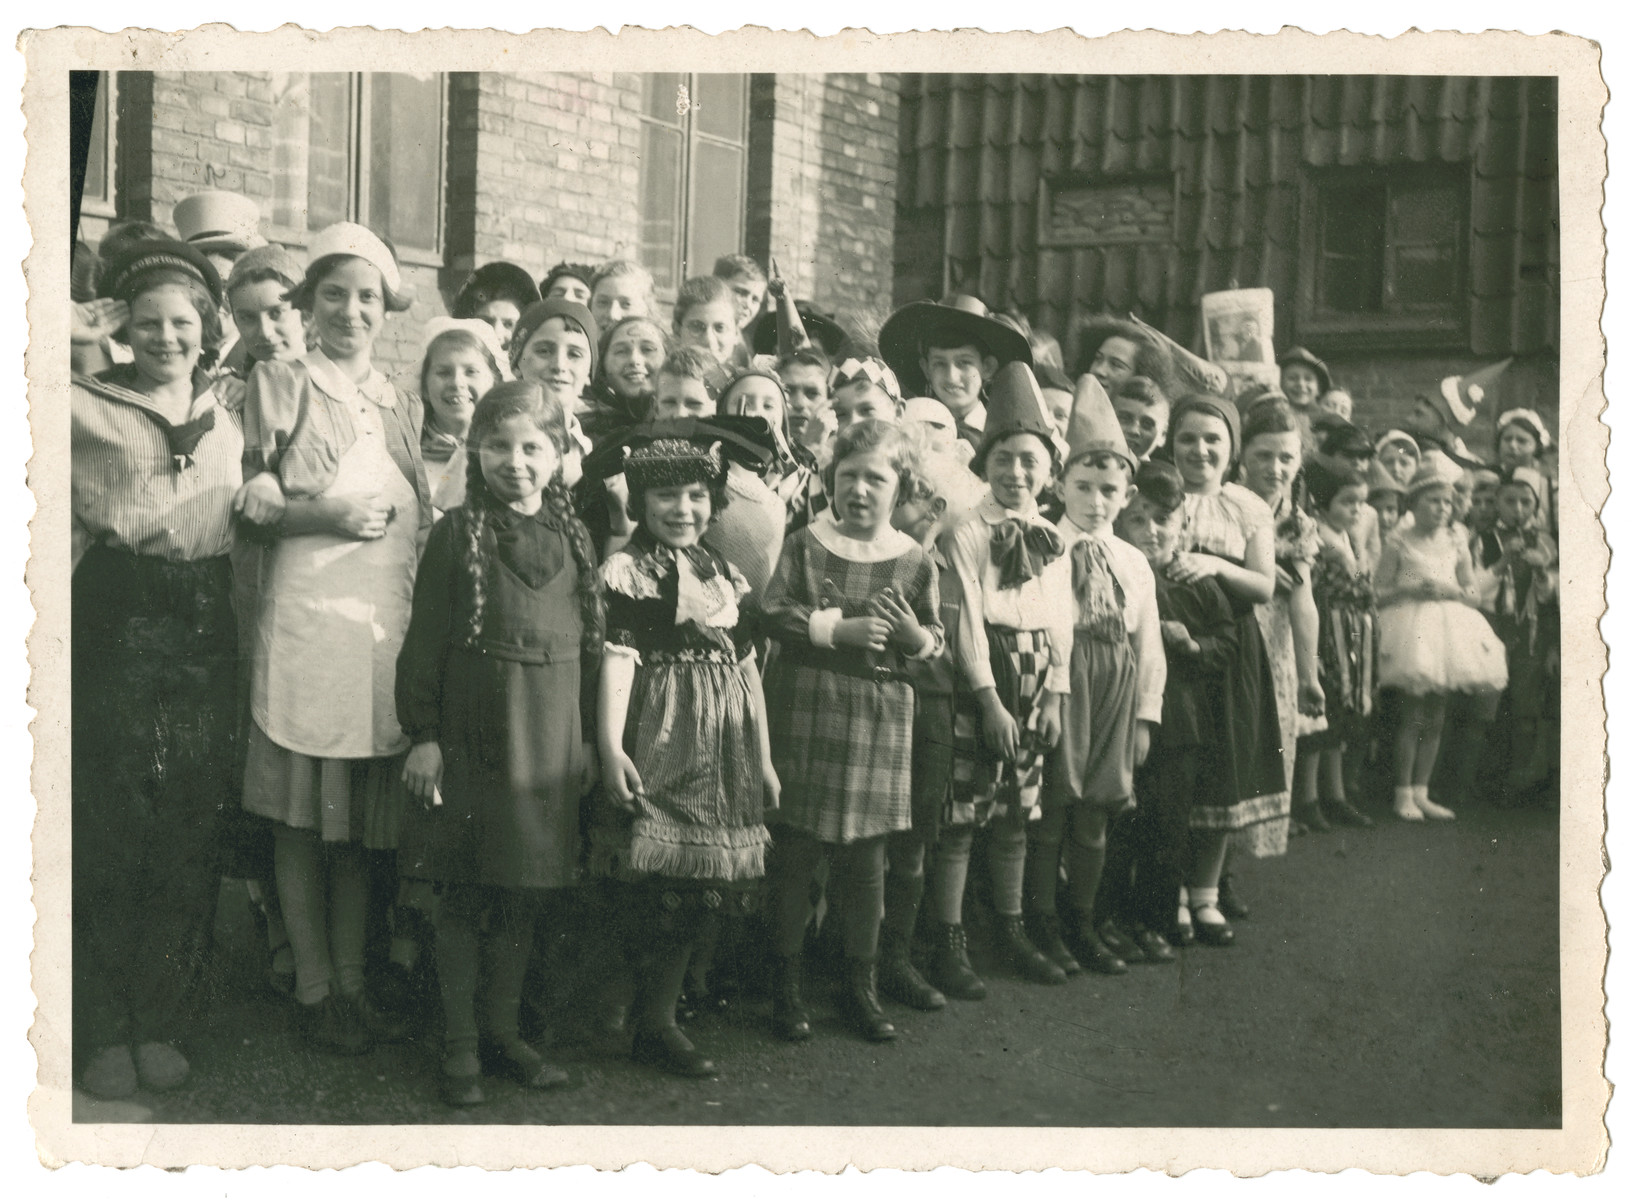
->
[398, 648, 585, 890]
[72, 545, 238, 1052]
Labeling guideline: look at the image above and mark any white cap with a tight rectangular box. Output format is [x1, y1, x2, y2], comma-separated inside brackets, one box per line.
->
[902, 395, 956, 434]
[173, 190, 266, 254]
[307, 222, 402, 294]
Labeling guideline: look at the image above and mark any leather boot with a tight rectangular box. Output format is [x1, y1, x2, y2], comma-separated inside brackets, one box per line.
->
[927, 921, 986, 1001]
[840, 957, 897, 1043]
[1024, 911, 1081, 975]
[771, 954, 813, 1042]
[877, 930, 946, 1011]
[995, 915, 1068, 985]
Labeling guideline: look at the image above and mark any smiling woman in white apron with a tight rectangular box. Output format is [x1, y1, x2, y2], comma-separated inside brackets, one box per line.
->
[237, 224, 432, 1056]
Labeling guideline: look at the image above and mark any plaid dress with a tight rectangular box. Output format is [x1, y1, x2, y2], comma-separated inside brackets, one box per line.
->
[761, 516, 943, 844]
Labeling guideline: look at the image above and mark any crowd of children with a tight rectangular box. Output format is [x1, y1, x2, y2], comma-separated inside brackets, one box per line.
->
[68, 193, 1561, 1107]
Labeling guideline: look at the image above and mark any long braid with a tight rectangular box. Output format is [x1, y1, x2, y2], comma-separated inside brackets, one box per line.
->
[460, 445, 493, 648]
[543, 475, 604, 656]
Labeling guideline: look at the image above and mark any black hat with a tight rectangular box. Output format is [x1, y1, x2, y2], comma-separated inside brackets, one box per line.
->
[1312, 412, 1375, 460]
[878, 293, 1032, 398]
[541, 261, 597, 297]
[510, 298, 601, 381]
[97, 238, 223, 308]
[453, 260, 542, 317]
[582, 415, 777, 483]
[746, 302, 849, 360]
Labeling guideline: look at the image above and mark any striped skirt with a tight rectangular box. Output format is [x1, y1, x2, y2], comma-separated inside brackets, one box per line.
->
[947, 625, 1053, 828]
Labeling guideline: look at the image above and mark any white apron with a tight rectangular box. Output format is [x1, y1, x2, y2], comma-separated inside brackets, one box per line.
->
[252, 389, 419, 759]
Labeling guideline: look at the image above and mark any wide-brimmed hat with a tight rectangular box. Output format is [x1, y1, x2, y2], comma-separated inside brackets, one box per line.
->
[1277, 345, 1332, 396]
[879, 293, 1032, 398]
[1063, 372, 1136, 473]
[453, 260, 542, 317]
[173, 190, 266, 256]
[582, 415, 777, 483]
[97, 237, 223, 307]
[747, 301, 849, 360]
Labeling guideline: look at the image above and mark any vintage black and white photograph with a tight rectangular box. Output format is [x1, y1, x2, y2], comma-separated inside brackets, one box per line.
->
[21, 22, 1609, 1174]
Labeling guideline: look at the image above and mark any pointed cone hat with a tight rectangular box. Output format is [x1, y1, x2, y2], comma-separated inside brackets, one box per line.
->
[1064, 373, 1136, 471]
[1436, 357, 1513, 428]
[981, 362, 1055, 445]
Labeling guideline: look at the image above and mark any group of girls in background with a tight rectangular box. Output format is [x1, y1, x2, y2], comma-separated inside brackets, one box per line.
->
[68, 212, 1558, 1108]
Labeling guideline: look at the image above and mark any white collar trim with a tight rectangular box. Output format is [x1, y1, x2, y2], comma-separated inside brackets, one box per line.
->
[807, 509, 917, 562]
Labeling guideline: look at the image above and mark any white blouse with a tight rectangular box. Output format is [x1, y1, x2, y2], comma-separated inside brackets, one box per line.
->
[944, 491, 1075, 695]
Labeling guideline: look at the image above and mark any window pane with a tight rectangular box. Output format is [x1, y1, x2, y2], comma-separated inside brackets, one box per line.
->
[1391, 183, 1459, 243]
[82, 72, 110, 203]
[643, 73, 684, 124]
[1393, 244, 1459, 307]
[369, 72, 442, 250]
[693, 74, 746, 141]
[687, 139, 744, 280]
[306, 73, 352, 231]
[1318, 186, 1385, 311]
[639, 123, 683, 291]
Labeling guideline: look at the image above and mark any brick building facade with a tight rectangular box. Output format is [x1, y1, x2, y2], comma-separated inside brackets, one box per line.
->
[81, 70, 902, 378]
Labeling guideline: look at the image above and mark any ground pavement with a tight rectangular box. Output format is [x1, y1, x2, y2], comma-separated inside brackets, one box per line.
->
[75, 796, 1560, 1128]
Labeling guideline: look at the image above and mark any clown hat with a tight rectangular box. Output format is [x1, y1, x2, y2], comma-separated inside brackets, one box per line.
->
[1063, 372, 1135, 472]
[1434, 358, 1513, 429]
[976, 362, 1055, 461]
[878, 293, 1032, 398]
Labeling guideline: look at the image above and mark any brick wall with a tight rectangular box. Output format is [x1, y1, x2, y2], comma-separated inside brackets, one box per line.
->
[812, 74, 899, 349]
[118, 72, 278, 225]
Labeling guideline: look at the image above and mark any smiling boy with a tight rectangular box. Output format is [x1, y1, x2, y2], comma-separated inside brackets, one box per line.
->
[879, 293, 1033, 451]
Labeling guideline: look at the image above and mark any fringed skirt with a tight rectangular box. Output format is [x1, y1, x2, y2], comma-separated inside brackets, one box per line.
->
[592, 649, 769, 884]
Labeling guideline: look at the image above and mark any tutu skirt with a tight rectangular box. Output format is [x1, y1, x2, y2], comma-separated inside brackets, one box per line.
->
[1378, 600, 1509, 695]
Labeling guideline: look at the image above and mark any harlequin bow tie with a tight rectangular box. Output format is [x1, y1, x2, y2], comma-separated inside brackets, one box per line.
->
[989, 518, 1064, 591]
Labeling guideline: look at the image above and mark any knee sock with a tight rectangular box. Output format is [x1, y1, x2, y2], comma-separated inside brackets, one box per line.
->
[1023, 806, 1065, 916]
[928, 826, 973, 926]
[484, 890, 539, 1056]
[839, 838, 887, 961]
[436, 884, 486, 1059]
[881, 834, 927, 948]
[327, 844, 370, 1000]
[272, 826, 332, 1006]
[988, 825, 1028, 918]
[1064, 819, 1108, 924]
[769, 833, 825, 958]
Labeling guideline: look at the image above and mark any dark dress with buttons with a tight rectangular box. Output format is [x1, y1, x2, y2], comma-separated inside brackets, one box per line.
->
[395, 504, 592, 890]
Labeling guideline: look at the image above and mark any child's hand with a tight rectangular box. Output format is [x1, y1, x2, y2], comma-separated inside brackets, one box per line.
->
[761, 764, 782, 812]
[1160, 620, 1201, 656]
[833, 616, 891, 652]
[72, 297, 128, 346]
[869, 587, 930, 654]
[1167, 552, 1223, 584]
[233, 471, 286, 527]
[1134, 719, 1154, 767]
[1035, 692, 1063, 751]
[1297, 676, 1326, 718]
[977, 689, 1021, 760]
[331, 490, 395, 540]
[402, 742, 444, 808]
[601, 746, 643, 811]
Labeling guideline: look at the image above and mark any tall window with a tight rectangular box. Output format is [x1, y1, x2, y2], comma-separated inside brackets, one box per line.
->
[1301, 167, 1466, 343]
[270, 72, 445, 254]
[638, 74, 748, 292]
[81, 71, 115, 215]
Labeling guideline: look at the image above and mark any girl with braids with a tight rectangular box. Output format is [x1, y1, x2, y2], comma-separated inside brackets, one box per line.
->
[395, 381, 604, 1105]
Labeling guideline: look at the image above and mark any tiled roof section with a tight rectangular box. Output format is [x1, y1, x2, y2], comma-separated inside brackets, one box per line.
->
[897, 74, 1559, 356]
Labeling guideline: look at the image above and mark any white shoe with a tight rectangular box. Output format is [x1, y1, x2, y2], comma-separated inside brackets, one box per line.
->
[1393, 787, 1424, 821]
[1414, 785, 1456, 821]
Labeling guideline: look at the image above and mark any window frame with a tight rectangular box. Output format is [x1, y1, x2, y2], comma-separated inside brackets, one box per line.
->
[80, 71, 116, 221]
[265, 71, 447, 267]
[637, 73, 750, 302]
[1295, 163, 1471, 351]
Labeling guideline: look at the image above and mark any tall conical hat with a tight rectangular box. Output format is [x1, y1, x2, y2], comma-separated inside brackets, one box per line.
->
[979, 362, 1056, 452]
[1063, 373, 1135, 472]
[1435, 357, 1513, 428]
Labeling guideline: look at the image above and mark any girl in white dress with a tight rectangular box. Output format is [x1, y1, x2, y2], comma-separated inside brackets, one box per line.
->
[1375, 451, 1509, 822]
